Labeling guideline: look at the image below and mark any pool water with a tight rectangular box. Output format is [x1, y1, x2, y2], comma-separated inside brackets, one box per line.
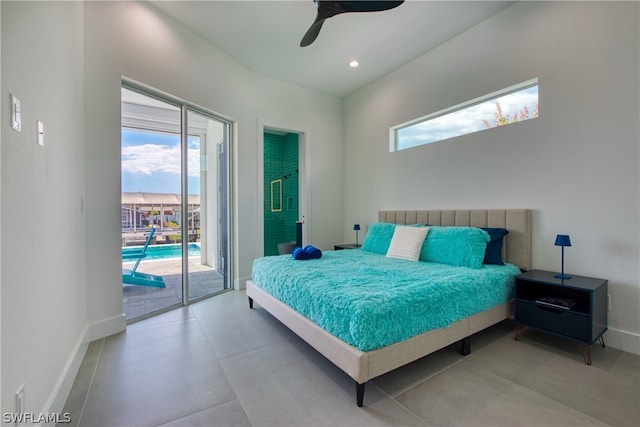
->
[122, 243, 201, 261]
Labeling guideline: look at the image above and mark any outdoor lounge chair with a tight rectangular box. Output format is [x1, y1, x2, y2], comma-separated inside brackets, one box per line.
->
[122, 228, 165, 288]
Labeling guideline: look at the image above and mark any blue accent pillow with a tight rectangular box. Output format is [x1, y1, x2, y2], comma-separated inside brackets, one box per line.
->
[481, 227, 509, 265]
[303, 245, 322, 259]
[419, 226, 489, 269]
[361, 222, 397, 254]
[292, 247, 309, 260]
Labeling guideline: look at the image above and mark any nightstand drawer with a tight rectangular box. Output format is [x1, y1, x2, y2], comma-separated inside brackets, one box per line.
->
[515, 300, 590, 342]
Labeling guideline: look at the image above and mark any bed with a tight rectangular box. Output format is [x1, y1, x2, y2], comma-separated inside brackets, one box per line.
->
[246, 209, 531, 406]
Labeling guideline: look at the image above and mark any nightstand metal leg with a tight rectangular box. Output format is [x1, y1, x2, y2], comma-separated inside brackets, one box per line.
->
[580, 335, 606, 365]
[514, 325, 524, 341]
[580, 344, 592, 365]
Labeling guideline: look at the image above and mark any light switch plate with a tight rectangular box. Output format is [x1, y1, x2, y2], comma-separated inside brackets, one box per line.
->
[11, 94, 22, 132]
[37, 120, 44, 146]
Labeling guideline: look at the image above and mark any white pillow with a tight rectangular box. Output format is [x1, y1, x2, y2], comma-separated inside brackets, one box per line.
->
[386, 226, 429, 261]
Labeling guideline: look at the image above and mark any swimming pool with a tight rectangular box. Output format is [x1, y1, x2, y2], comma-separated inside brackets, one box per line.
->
[122, 243, 200, 261]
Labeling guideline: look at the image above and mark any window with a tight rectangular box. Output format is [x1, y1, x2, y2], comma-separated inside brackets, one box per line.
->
[390, 78, 538, 151]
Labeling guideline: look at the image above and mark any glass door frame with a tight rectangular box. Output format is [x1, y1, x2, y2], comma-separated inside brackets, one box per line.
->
[182, 105, 233, 302]
[123, 79, 233, 310]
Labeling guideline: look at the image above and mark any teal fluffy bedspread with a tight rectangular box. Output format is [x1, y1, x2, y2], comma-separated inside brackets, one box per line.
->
[251, 250, 520, 351]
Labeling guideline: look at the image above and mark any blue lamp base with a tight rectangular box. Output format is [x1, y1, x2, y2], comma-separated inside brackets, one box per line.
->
[554, 244, 571, 280]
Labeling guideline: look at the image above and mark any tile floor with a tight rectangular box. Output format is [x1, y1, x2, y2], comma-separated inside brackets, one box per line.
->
[62, 290, 640, 427]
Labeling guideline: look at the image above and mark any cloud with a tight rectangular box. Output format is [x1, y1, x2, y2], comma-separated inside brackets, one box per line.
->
[122, 143, 200, 177]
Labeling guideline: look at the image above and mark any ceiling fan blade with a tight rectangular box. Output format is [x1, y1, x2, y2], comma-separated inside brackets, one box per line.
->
[300, 1, 404, 47]
[300, 17, 327, 47]
[300, 1, 344, 47]
[336, 1, 405, 14]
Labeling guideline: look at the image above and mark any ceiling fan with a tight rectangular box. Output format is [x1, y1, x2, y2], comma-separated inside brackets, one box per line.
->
[300, 1, 405, 47]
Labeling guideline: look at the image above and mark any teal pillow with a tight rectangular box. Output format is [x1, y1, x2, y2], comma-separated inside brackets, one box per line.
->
[419, 226, 489, 269]
[361, 222, 397, 254]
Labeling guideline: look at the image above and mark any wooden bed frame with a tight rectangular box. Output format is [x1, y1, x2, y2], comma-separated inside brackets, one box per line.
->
[246, 209, 531, 406]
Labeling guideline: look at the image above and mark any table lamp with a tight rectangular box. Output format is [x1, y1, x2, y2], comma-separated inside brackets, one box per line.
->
[553, 234, 572, 280]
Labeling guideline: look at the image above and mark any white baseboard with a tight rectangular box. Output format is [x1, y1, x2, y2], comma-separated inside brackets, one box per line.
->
[604, 326, 640, 356]
[235, 275, 250, 290]
[85, 313, 126, 343]
[39, 327, 89, 426]
[39, 315, 126, 426]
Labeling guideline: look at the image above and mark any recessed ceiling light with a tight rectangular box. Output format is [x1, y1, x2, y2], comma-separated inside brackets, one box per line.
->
[348, 60, 360, 68]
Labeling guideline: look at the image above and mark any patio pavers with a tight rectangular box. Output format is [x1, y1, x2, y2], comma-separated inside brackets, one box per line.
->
[123, 258, 224, 320]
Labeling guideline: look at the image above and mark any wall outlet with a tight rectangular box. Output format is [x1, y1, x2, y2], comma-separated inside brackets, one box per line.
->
[15, 384, 25, 414]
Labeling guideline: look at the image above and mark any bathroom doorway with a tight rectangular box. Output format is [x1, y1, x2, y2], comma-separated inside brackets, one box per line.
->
[260, 123, 309, 257]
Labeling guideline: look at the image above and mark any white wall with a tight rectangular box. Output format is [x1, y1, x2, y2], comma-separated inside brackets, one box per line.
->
[83, 1, 343, 330]
[255, 76, 344, 252]
[1, 0, 344, 419]
[1, 0, 87, 418]
[343, 1, 639, 354]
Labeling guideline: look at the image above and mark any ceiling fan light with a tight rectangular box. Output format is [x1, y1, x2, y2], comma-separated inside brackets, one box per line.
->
[348, 60, 360, 68]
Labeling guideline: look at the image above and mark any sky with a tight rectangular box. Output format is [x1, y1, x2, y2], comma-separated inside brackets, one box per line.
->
[121, 130, 201, 194]
[397, 85, 539, 150]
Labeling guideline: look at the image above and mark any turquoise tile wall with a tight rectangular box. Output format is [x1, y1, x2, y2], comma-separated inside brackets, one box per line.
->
[264, 132, 299, 256]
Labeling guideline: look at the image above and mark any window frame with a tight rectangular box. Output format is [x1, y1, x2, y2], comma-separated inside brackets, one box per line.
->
[389, 77, 539, 152]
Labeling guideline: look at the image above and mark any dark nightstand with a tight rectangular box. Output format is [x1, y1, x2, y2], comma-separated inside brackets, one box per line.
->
[334, 243, 362, 250]
[514, 270, 608, 365]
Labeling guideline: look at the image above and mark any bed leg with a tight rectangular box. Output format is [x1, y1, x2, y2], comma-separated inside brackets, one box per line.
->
[356, 382, 366, 407]
[459, 337, 471, 356]
[248, 297, 254, 309]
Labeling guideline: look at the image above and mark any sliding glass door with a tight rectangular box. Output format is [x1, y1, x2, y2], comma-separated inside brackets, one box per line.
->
[121, 85, 231, 321]
[185, 108, 230, 301]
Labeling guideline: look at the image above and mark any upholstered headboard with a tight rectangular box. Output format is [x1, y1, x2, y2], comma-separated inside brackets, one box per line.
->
[378, 209, 531, 271]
